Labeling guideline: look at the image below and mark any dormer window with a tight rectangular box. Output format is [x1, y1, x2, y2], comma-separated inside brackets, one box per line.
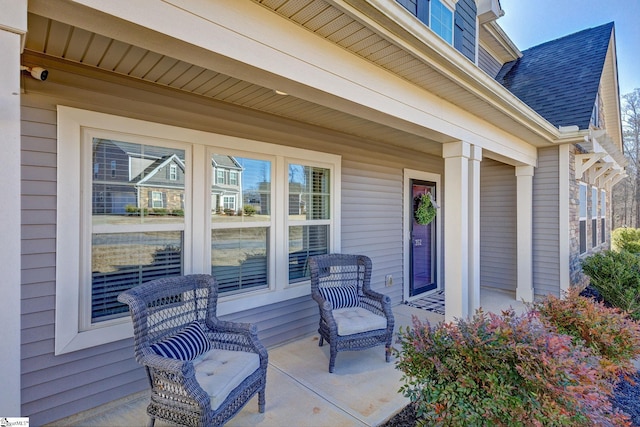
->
[402, 0, 457, 46]
[431, 0, 454, 44]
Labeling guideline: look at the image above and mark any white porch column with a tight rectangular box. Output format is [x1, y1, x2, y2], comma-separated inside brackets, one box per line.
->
[443, 141, 471, 321]
[0, 0, 26, 416]
[468, 146, 482, 314]
[516, 165, 535, 302]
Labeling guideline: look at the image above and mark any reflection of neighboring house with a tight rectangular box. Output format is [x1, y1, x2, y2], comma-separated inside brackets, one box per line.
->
[212, 154, 243, 213]
[92, 139, 185, 213]
[133, 154, 185, 211]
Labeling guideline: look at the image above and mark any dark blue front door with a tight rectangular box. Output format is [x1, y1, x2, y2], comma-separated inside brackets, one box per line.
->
[410, 180, 437, 297]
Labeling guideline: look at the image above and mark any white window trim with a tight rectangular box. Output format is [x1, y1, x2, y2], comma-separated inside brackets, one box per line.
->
[56, 106, 341, 354]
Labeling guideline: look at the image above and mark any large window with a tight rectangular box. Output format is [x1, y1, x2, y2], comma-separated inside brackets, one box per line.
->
[56, 107, 340, 354]
[579, 183, 587, 254]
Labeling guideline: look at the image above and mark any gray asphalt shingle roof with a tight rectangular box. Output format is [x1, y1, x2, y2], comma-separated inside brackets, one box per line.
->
[496, 22, 614, 130]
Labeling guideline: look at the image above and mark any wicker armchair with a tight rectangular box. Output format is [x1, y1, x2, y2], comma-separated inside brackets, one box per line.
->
[309, 254, 395, 373]
[117, 274, 268, 427]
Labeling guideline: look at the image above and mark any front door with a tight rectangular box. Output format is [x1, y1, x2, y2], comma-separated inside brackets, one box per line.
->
[410, 180, 438, 297]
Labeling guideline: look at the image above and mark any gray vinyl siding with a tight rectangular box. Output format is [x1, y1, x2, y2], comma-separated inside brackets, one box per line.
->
[454, 0, 477, 62]
[532, 146, 561, 297]
[341, 161, 404, 304]
[20, 102, 149, 424]
[479, 159, 517, 292]
[20, 70, 443, 425]
[396, 0, 417, 15]
[478, 45, 503, 78]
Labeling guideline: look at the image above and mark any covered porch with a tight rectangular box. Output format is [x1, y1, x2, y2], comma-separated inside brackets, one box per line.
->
[48, 291, 525, 427]
[6, 1, 563, 423]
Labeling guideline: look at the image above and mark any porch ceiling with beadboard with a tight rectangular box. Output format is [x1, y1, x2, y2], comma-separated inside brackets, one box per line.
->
[23, 0, 564, 164]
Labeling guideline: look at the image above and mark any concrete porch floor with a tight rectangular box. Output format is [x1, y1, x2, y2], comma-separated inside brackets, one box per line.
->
[48, 288, 523, 427]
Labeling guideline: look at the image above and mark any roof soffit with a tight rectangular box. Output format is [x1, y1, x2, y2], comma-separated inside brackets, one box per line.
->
[318, 0, 560, 141]
[29, 0, 562, 150]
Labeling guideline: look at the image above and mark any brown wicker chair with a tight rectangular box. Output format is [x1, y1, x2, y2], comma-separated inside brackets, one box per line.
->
[309, 254, 395, 373]
[117, 274, 268, 427]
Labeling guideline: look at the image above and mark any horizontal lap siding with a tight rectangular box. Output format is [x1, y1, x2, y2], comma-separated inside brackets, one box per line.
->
[342, 161, 404, 304]
[478, 45, 503, 78]
[21, 73, 444, 424]
[480, 159, 516, 291]
[20, 101, 148, 424]
[533, 147, 561, 297]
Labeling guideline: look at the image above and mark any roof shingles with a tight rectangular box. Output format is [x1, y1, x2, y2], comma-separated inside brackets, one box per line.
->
[496, 22, 614, 130]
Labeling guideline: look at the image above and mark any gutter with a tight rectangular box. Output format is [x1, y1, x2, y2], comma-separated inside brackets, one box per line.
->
[337, 0, 590, 145]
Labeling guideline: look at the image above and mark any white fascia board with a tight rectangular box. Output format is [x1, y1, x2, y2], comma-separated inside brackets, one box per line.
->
[36, 0, 538, 166]
[0, 0, 27, 51]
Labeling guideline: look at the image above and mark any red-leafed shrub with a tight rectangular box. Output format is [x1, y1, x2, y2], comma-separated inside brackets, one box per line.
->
[395, 309, 631, 426]
[533, 286, 640, 382]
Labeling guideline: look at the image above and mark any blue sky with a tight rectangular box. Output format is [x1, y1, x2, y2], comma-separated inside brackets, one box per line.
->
[498, 0, 640, 96]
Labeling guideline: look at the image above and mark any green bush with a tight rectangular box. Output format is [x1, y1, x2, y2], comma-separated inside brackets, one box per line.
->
[533, 286, 640, 381]
[395, 309, 630, 426]
[581, 250, 640, 320]
[171, 209, 184, 216]
[125, 204, 138, 214]
[243, 204, 257, 216]
[612, 227, 640, 253]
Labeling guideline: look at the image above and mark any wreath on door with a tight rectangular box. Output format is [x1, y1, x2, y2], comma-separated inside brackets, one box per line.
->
[414, 193, 437, 225]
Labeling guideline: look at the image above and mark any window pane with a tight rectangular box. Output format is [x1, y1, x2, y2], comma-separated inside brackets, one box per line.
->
[91, 231, 183, 322]
[289, 164, 330, 220]
[289, 225, 329, 282]
[212, 155, 271, 222]
[92, 139, 185, 225]
[430, 0, 453, 44]
[212, 228, 269, 295]
[579, 184, 587, 218]
[592, 187, 598, 218]
[601, 190, 606, 216]
[592, 218, 598, 247]
[579, 220, 587, 254]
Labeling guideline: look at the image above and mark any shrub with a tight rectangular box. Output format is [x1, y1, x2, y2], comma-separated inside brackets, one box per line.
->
[151, 208, 167, 215]
[171, 209, 184, 216]
[243, 204, 257, 216]
[581, 250, 640, 320]
[612, 227, 640, 253]
[125, 204, 138, 214]
[395, 310, 631, 426]
[533, 286, 640, 381]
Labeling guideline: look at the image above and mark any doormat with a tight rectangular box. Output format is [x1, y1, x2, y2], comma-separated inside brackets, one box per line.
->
[406, 290, 445, 315]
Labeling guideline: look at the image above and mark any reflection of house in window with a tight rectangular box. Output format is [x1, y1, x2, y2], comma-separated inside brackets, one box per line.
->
[211, 155, 243, 213]
[91, 139, 185, 214]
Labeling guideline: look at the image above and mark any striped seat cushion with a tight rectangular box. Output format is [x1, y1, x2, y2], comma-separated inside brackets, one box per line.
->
[151, 321, 212, 361]
[320, 285, 359, 309]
